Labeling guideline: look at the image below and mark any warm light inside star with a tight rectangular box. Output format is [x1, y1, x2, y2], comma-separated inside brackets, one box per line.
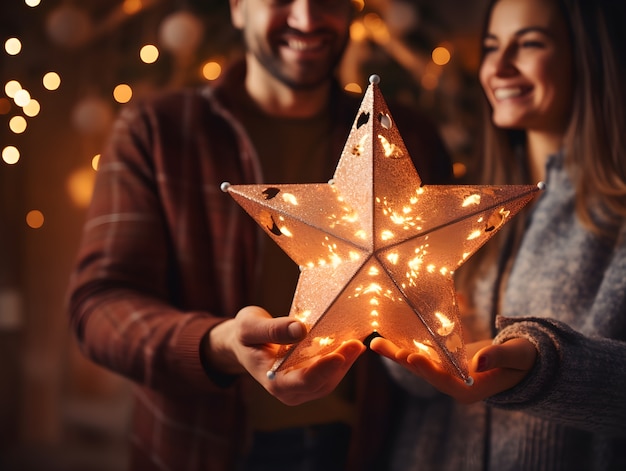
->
[224, 76, 541, 385]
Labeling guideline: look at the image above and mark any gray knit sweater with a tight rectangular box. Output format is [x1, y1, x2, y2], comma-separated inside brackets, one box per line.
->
[385, 153, 626, 471]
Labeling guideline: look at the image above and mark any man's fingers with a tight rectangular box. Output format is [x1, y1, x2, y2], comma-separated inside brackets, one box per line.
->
[303, 341, 364, 383]
[335, 340, 366, 363]
[237, 306, 306, 345]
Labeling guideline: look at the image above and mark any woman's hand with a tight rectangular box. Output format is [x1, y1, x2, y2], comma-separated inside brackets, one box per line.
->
[206, 306, 365, 406]
[371, 336, 537, 404]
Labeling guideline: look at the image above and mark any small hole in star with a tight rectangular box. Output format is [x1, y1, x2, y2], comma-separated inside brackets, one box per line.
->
[379, 113, 393, 129]
[263, 187, 280, 200]
[268, 215, 283, 236]
[356, 112, 370, 129]
[484, 209, 506, 232]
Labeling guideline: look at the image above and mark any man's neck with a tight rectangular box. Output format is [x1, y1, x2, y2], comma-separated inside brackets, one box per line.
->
[244, 60, 332, 119]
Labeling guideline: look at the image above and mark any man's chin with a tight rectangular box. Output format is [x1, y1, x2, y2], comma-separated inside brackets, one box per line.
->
[283, 77, 330, 91]
[276, 65, 336, 90]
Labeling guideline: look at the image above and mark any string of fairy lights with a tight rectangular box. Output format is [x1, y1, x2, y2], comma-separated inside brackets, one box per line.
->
[1, 0, 457, 231]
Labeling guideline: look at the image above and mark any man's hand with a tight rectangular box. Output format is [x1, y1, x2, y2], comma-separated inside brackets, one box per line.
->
[206, 306, 365, 405]
[370, 336, 536, 404]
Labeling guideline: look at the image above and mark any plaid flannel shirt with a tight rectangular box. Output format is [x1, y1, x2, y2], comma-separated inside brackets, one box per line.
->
[67, 62, 452, 471]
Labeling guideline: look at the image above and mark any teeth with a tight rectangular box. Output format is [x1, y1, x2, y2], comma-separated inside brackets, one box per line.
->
[494, 87, 524, 100]
[287, 38, 323, 51]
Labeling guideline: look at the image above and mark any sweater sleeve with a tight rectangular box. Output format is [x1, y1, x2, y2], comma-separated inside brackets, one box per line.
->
[488, 315, 626, 437]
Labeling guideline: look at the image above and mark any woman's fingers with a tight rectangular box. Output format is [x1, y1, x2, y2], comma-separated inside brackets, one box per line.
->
[267, 340, 365, 405]
[369, 336, 401, 359]
[473, 338, 537, 372]
[372, 337, 538, 404]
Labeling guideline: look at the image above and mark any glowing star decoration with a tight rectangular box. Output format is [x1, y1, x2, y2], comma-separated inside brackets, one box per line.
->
[221, 75, 543, 385]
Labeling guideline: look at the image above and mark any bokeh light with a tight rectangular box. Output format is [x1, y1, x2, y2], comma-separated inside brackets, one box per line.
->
[350, 21, 367, 42]
[46, 5, 92, 48]
[9, 116, 27, 134]
[432, 46, 451, 66]
[67, 167, 96, 208]
[5, 38, 22, 55]
[201, 61, 222, 81]
[0, 98, 11, 114]
[113, 84, 133, 103]
[13, 89, 31, 107]
[5, 80, 22, 98]
[140, 44, 159, 63]
[453, 162, 467, 180]
[122, 0, 143, 15]
[2, 146, 20, 165]
[344, 83, 362, 94]
[72, 96, 114, 135]
[25, 0, 41, 6]
[352, 0, 365, 12]
[42, 72, 61, 90]
[92, 154, 101, 170]
[363, 13, 390, 43]
[23, 98, 40, 117]
[26, 210, 44, 229]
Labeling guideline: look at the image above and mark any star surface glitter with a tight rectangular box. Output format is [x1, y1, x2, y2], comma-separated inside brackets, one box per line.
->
[222, 75, 542, 384]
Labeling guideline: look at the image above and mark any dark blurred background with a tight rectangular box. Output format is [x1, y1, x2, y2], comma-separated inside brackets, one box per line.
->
[0, 1, 487, 469]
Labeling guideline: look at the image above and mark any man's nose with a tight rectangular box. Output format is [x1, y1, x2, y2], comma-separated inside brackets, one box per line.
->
[287, 0, 324, 32]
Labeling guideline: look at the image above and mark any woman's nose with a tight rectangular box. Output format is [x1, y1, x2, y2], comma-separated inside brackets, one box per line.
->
[493, 45, 518, 77]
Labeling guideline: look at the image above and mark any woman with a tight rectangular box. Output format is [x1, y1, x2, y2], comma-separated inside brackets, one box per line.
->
[372, 0, 626, 469]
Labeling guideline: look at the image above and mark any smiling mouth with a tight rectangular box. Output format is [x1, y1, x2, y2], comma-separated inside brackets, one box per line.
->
[493, 87, 530, 100]
[284, 37, 326, 53]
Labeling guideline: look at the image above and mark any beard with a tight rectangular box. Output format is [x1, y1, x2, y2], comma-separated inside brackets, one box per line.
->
[244, 29, 349, 91]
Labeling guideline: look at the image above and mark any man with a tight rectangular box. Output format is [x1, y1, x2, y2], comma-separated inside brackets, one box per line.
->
[67, 0, 452, 470]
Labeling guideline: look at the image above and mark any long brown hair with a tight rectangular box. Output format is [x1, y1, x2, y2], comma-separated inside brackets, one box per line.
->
[563, 0, 626, 227]
[457, 0, 626, 300]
